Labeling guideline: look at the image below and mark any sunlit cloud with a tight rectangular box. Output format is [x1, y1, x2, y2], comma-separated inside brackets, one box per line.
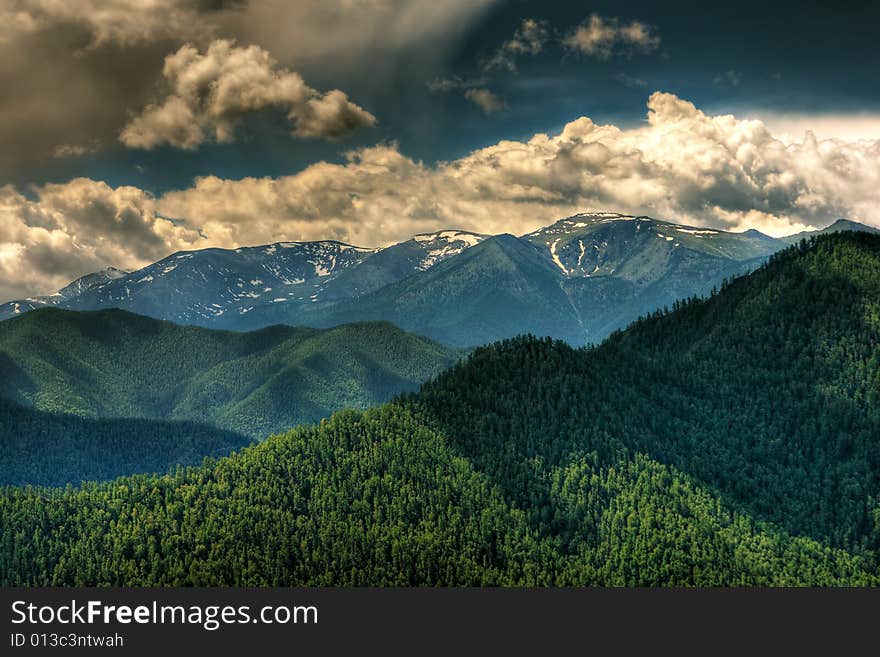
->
[4, 92, 880, 300]
[563, 14, 660, 60]
[121, 40, 376, 150]
[756, 114, 880, 144]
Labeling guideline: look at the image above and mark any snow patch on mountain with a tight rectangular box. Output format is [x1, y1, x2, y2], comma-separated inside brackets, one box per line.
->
[674, 227, 719, 236]
[413, 230, 485, 246]
[410, 230, 489, 270]
[528, 212, 637, 239]
[550, 239, 568, 275]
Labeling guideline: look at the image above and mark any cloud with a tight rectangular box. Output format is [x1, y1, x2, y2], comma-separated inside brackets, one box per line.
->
[714, 69, 743, 88]
[563, 14, 659, 59]
[0, 179, 199, 300]
[53, 142, 99, 159]
[0, 0, 237, 179]
[6, 92, 880, 300]
[427, 76, 486, 93]
[0, 0, 494, 179]
[155, 92, 880, 243]
[464, 88, 506, 114]
[0, 0, 234, 47]
[758, 114, 880, 144]
[120, 39, 376, 149]
[428, 76, 502, 116]
[484, 18, 548, 72]
[294, 90, 377, 139]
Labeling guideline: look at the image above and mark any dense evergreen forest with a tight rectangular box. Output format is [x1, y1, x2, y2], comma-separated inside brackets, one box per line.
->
[0, 399, 251, 487]
[415, 233, 880, 553]
[0, 311, 458, 437]
[2, 407, 873, 586]
[0, 314, 458, 485]
[2, 232, 879, 586]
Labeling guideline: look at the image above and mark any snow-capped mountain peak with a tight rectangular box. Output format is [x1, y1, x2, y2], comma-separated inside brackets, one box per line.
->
[523, 212, 783, 279]
[0, 266, 132, 317]
[271, 240, 376, 253]
[34, 239, 379, 324]
[569, 211, 635, 221]
[57, 267, 129, 299]
[410, 230, 490, 270]
[412, 229, 486, 246]
[524, 212, 638, 239]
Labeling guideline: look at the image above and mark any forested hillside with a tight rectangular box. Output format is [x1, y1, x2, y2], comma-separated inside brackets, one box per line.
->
[2, 233, 879, 585]
[0, 312, 459, 486]
[0, 399, 251, 487]
[0, 310, 459, 438]
[413, 233, 880, 552]
[1, 407, 874, 586]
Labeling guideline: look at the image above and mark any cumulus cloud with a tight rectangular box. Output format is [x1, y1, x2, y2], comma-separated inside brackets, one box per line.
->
[563, 14, 660, 59]
[154, 92, 880, 244]
[120, 39, 376, 149]
[0, 0, 237, 179]
[464, 88, 506, 114]
[484, 18, 548, 71]
[0, 179, 199, 300]
[6, 92, 880, 300]
[759, 114, 880, 144]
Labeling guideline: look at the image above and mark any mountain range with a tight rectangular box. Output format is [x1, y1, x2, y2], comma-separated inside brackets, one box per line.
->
[4, 213, 876, 346]
[4, 231, 880, 586]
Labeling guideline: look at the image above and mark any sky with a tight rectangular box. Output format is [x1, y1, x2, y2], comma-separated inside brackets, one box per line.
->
[2, 0, 880, 301]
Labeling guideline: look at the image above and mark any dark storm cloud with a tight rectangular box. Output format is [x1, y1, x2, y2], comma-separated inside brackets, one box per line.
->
[0, 1, 219, 183]
[0, 0, 495, 182]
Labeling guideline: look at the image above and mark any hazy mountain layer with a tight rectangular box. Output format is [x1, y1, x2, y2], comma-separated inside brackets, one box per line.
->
[5, 214, 875, 345]
[0, 309, 460, 439]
